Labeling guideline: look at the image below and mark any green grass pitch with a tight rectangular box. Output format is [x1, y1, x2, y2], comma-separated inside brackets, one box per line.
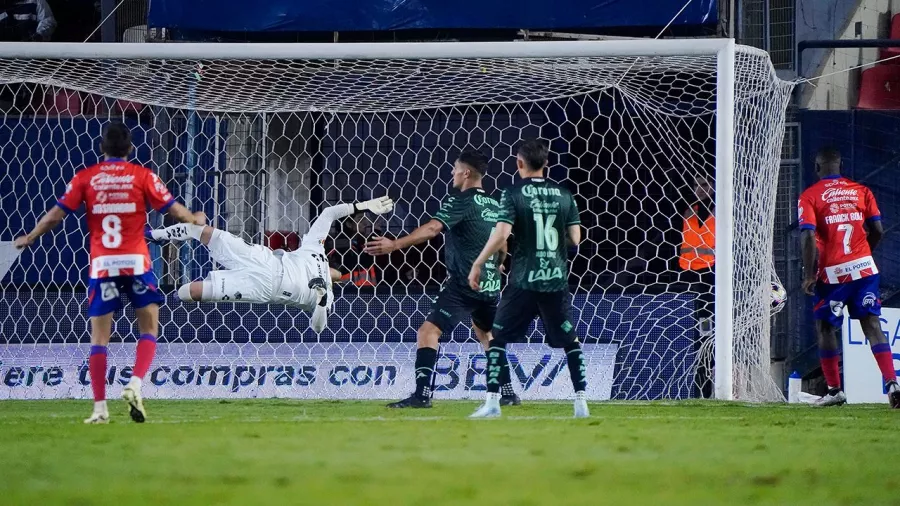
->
[1, 400, 896, 505]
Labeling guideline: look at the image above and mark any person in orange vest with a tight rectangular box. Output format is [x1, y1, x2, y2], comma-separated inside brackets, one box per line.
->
[678, 174, 715, 398]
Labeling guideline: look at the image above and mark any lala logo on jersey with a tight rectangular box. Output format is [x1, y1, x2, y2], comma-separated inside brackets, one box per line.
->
[96, 191, 109, 203]
[829, 203, 840, 214]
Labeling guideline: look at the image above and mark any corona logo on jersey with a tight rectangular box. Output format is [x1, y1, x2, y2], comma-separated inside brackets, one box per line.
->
[521, 184, 561, 198]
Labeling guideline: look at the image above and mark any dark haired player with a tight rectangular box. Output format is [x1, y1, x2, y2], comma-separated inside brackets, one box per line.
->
[799, 147, 899, 407]
[365, 150, 520, 408]
[15, 122, 202, 424]
[468, 138, 589, 418]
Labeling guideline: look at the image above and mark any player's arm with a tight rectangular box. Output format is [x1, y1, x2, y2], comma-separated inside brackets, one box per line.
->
[16, 174, 84, 249]
[469, 222, 512, 291]
[497, 239, 509, 273]
[364, 220, 444, 255]
[567, 224, 582, 247]
[797, 194, 818, 295]
[863, 188, 884, 251]
[867, 219, 884, 251]
[14, 205, 67, 249]
[365, 194, 457, 255]
[566, 194, 582, 248]
[165, 202, 206, 225]
[800, 229, 817, 295]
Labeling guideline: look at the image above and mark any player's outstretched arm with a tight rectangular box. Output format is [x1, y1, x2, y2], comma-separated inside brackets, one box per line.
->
[468, 222, 512, 291]
[364, 219, 443, 256]
[14, 205, 67, 250]
[354, 196, 393, 215]
[304, 196, 393, 247]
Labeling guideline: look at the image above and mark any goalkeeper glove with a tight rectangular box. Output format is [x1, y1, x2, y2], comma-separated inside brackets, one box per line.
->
[354, 196, 393, 215]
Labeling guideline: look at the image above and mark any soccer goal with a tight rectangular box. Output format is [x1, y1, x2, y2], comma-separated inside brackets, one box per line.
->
[0, 40, 793, 402]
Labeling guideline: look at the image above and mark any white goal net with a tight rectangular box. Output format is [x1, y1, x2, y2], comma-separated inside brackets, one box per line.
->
[0, 41, 793, 402]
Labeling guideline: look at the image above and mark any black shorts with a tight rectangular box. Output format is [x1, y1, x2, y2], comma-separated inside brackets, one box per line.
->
[492, 286, 577, 348]
[425, 284, 497, 333]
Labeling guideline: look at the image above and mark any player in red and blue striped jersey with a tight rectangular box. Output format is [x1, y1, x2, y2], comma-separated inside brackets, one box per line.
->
[798, 147, 898, 407]
[14, 123, 202, 423]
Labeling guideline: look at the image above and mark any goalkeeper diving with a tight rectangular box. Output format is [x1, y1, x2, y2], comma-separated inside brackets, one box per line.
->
[149, 196, 394, 332]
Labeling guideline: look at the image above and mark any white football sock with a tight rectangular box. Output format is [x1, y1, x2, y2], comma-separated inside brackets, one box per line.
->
[93, 400, 107, 413]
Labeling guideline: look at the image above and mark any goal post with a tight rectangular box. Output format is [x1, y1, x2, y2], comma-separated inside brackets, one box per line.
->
[714, 39, 736, 401]
[0, 39, 793, 402]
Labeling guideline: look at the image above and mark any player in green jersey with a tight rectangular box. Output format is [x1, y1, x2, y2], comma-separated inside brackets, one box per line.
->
[365, 150, 519, 408]
[467, 139, 589, 418]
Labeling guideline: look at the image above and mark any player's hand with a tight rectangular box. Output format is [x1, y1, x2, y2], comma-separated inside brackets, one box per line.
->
[499, 264, 507, 274]
[468, 264, 482, 291]
[192, 211, 208, 225]
[802, 276, 817, 296]
[356, 196, 394, 215]
[363, 236, 395, 256]
[13, 235, 33, 250]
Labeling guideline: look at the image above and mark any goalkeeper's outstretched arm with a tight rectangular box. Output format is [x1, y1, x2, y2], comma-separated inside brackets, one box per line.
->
[305, 196, 394, 246]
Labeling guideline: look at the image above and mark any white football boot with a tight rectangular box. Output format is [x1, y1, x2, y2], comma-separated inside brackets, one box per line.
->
[469, 393, 502, 418]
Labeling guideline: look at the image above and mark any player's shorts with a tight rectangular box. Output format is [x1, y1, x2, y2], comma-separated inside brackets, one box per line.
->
[87, 272, 164, 317]
[491, 286, 577, 348]
[425, 283, 497, 333]
[204, 229, 281, 303]
[813, 274, 881, 327]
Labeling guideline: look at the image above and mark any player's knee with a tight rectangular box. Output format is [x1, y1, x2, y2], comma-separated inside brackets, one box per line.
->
[416, 322, 441, 348]
[473, 328, 491, 350]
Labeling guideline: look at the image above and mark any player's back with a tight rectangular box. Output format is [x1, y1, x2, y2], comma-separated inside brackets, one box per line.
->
[58, 159, 175, 279]
[798, 175, 881, 284]
[436, 188, 502, 298]
[499, 178, 580, 292]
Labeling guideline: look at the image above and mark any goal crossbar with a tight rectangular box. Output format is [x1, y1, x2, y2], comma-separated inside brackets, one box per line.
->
[0, 39, 741, 60]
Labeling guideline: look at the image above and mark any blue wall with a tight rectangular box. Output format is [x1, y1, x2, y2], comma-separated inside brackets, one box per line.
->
[149, 0, 716, 33]
[799, 109, 900, 292]
[0, 118, 151, 284]
[0, 291, 697, 399]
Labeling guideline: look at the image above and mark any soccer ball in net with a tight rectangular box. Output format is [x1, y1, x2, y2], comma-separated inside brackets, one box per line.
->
[770, 282, 787, 313]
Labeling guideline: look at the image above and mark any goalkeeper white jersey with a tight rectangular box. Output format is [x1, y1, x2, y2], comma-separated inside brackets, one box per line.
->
[271, 247, 331, 311]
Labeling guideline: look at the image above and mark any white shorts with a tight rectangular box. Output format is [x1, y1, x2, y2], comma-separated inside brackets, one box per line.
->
[203, 230, 282, 303]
